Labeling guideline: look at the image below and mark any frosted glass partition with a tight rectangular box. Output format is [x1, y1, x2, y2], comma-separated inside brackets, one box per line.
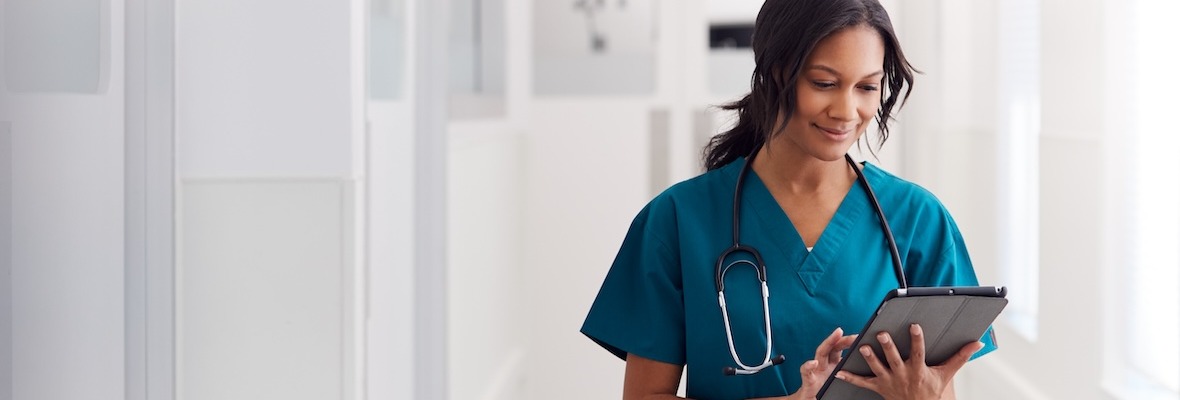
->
[450, 0, 505, 96]
[3, 0, 109, 93]
[533, 0, 656, 96]
[449, 0, 506, 119]
[370, 0, 405, 100]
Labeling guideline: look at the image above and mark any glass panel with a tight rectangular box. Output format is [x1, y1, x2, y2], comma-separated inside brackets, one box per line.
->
[533, 0, 655, 96]
[4, 0, 107, 94]
[449, 0, 505, 118]
[450, 0, 479, 94]
[370, 0, 405, 100]
[996, 0, 1040, 341]
[1128, 0, 1180, 393]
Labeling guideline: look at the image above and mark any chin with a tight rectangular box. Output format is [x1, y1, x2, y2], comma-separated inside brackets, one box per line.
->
[813, 148, 852, 162]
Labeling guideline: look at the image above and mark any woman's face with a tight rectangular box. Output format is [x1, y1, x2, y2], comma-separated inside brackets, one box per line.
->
[779, 25, 885, 162]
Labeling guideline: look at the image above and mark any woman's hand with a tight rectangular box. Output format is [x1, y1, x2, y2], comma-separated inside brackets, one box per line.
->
[834, 324, 983, 400]
[779, 327, 858, 400]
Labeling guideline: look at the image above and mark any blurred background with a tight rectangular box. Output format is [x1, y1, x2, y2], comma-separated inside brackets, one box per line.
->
[1, 0, 1178, 399]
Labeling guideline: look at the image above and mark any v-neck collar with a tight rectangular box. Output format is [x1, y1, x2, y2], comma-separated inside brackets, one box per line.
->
[739, 160, 872, 296]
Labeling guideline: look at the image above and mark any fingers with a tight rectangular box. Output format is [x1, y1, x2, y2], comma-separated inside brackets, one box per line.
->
[835, 370, 878, 392]
[799, 359, 818, 377]
[909, 324, 927, 365]
[859, 344, 891, 378]
[815, 327, 843, 371]
[937, 340, 985, 376]
[828, 334, 857, 364]
[834, 334, 859, 351]
[876, 331, 906, 370]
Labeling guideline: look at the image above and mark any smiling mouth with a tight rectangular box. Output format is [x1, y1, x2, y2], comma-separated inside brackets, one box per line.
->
[814, 124, 854, 137]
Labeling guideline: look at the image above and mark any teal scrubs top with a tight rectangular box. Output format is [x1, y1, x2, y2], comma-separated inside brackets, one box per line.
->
[581, 158, 997, 400]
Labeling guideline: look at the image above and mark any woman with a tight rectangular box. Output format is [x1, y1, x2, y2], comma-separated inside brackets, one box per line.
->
[580, 0, 996, 399]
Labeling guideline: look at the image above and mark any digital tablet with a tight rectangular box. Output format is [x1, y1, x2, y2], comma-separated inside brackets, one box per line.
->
[816, 286, 1008, 400]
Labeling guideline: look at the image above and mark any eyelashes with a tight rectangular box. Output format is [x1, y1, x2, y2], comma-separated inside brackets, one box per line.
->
[809, 80, 880, 92]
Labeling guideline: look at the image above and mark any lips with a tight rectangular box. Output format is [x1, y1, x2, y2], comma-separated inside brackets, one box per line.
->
[814, 124, 855, 139]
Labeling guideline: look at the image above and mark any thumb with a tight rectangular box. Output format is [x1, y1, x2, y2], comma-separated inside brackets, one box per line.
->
[800, 359, 818, 377]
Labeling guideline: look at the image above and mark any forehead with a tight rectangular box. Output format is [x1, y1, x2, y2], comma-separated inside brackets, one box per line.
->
[805, 25, 886, 76]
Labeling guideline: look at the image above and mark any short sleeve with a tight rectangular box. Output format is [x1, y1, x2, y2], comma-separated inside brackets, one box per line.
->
[580, 202, 686, 365]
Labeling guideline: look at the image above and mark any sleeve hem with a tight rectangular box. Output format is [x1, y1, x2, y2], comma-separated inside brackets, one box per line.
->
[580, 330, 686, 366]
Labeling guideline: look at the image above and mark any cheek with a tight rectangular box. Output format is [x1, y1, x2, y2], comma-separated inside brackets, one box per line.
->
[793, 91, 827, 118]
[858, 103, 881, 125]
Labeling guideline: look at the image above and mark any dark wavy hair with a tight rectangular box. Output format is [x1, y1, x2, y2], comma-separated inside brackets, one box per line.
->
[703, 0, 915, 171]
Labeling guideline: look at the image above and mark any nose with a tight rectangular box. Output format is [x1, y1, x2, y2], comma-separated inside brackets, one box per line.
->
[828, 91, 858, 122]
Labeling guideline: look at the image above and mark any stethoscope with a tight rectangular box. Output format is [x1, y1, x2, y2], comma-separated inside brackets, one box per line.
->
[716, 147, 908, 376]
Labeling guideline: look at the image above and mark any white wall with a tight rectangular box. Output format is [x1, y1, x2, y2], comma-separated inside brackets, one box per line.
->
[447, 123, 525, 400]
[175, 0, 366, 398]
[367, 100, 415, 400]
[176, 2, 358, 179]
[1, 121, 10, 398]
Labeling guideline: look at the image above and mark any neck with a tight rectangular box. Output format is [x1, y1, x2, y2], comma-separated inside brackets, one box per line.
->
[750, 142, 855, 195]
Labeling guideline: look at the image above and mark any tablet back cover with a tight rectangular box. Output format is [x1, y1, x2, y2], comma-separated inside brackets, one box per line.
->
[818, 294, 1007, 400]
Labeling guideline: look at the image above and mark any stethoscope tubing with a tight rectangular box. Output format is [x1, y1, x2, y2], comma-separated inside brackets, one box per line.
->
[715, 146, 907, 375]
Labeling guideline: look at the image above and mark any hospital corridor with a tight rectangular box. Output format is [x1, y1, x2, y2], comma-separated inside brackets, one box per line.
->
[1, 0, 1178, 399]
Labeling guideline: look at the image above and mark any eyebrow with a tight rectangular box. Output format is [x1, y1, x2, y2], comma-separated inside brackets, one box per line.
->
[807, 65, 884, 80]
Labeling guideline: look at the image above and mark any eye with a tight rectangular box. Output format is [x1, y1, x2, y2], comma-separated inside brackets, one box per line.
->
[858, 84, 880, 92]
[811, 80, 837, 89]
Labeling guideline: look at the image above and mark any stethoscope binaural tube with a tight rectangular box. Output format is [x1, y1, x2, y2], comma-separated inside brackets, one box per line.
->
[715, 146, 906, 376]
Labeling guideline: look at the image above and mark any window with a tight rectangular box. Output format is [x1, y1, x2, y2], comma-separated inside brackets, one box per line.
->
[451, 0, 505, 119]
[369, 0, 405, 100]
[996, 0, 1040, 341]
[3, 0, 109, 94]
[1115, 1, 1180, 397]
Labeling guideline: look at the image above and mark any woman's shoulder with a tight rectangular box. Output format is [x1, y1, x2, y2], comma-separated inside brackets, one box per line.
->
[647, 158, 744, 211]
[628, 159, 743, 234]
[860, 162, 959, 231]
[861, 162, 948, 210]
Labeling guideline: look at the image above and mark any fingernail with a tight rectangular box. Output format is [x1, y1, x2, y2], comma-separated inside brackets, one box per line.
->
[911, 324, 921, 334]
[877, 332, 889, 343]
[836, 372, 848, 380]
[860, 346, 872, 356]
[833, 327, 843, 336]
